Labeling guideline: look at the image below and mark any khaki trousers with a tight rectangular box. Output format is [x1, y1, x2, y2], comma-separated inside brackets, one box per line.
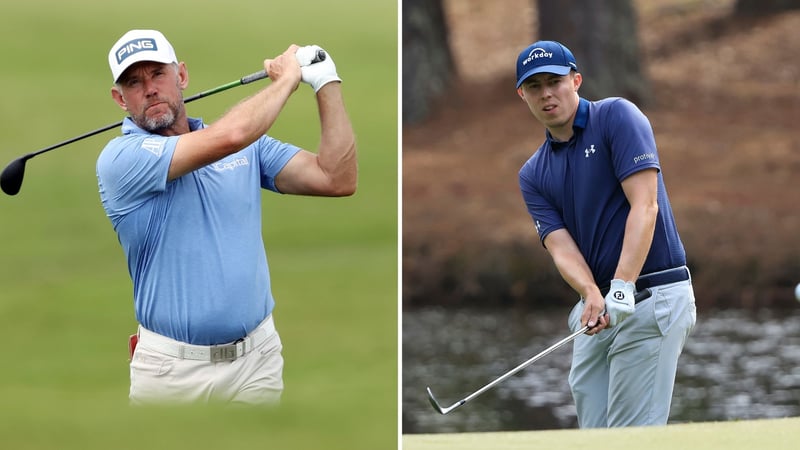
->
[129, 315, 284, 405]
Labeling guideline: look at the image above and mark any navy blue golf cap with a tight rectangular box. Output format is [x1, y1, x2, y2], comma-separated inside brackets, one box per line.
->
[515, 40, 578, 88]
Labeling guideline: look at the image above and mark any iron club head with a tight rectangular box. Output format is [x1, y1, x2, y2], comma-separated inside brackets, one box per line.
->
[426, 386, 464, 415]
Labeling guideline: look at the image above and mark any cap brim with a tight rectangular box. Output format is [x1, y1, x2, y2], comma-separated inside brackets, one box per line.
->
[516, 65, 572, 88]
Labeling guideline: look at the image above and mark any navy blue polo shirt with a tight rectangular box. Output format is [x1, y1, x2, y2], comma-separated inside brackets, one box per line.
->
[519, 97, 686, 287]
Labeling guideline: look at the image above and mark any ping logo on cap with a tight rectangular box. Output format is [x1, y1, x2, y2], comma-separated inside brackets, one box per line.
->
[521, 47, 554, 66]
[115, 38, 158, 64]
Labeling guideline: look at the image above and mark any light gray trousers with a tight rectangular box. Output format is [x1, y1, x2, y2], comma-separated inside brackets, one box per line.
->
[567, 279, 696, 427]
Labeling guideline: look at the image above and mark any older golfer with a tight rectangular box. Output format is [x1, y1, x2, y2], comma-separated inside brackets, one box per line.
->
[515, 40, 695, 427]
[96, 29, 356, 404]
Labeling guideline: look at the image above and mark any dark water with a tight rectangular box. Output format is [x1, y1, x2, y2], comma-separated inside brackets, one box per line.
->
[402, 307, 800, 433]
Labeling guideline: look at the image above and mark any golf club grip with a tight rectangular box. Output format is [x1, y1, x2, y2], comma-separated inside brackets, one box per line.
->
[634, 288, 652, 302]
[239, 49, 327, 85]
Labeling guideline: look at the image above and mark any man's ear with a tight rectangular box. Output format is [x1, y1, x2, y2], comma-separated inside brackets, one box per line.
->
[516, 87, 525, 100]
[111, 86, 127, 111]
[177, 62, 189, 90]
[573, 72, 582, 91]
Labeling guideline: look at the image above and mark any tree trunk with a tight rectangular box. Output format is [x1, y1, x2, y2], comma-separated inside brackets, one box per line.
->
[537, 0, 650, 106]
[402, 0, 454, 124]
[735, 0, 800, 15]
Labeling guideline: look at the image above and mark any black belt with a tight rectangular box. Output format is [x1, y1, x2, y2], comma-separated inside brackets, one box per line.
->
[600, 266, 689, 302]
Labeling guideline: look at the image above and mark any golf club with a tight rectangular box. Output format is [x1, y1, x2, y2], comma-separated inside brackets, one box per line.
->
[426, 288, 653, 415]
[0, 49, 325, 196]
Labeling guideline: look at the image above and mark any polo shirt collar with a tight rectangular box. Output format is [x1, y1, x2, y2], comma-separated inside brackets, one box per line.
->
[545, 97, 590, 145]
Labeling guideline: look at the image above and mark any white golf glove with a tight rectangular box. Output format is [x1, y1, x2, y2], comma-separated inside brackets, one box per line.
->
[295, 45, 341, 93]
[604, 279, 636, 327]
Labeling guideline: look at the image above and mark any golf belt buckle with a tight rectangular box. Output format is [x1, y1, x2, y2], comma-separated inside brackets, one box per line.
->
[209, 340, 245, 363]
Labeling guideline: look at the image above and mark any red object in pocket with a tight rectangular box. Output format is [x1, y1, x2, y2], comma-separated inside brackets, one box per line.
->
[128, 334, 139, 360]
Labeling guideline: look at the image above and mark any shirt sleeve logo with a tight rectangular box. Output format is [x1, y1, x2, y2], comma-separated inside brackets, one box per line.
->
[141, 138, 166, 157]
[633, 152, 656, 164]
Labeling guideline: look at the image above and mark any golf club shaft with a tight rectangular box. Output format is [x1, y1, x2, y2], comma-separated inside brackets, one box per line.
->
[449, 325, 588, 409]
[428, 288, 653, 414]
[17, 49, 326, 161]
[1, 50, 326, 196]
[18, 71, 268, 159]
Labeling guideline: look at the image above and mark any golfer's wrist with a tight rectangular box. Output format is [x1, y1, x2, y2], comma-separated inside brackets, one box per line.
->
[579, 283, 602, 300]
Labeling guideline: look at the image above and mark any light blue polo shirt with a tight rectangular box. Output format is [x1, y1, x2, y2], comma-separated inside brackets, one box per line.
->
[96, 117, 301, 345]
[519, 97, 686, 288]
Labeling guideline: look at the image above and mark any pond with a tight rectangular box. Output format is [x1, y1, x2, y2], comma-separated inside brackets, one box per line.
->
[402, 307, 800, 433]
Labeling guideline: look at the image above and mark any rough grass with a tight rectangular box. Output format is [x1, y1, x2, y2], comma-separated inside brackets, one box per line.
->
[0, 1, 397, 449]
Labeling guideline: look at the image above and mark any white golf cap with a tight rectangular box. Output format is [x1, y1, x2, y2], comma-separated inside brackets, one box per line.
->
[108, 29, 178, 82]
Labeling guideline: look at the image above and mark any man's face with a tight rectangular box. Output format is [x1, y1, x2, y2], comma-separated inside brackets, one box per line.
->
[112, 61, 187, 134]
[517, 71, 582, 138]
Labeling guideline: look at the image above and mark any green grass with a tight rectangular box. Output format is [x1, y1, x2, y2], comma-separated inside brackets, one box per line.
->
[403, 417, 800, 450]
[0, 1, 397, 449]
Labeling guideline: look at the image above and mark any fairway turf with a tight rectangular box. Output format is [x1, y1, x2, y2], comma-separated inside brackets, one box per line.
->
[0, 1, 397, 449]
[403, 417, 800, 450]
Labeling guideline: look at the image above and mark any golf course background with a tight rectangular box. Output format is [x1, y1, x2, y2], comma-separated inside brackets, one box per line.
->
[0, 1, 397, 449]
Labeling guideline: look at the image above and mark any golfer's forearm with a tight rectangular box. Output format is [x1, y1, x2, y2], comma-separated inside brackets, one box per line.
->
[614, 202, 658, 282]
[217, 77, 297, 147]
[546, 230, 600, 299]
[169, 77, 297, 180]
[556, 253, 601, 299]
[315, 83, 357, 195]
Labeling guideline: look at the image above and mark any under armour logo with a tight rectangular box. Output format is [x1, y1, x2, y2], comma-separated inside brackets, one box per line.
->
[585, 144, 596, 158]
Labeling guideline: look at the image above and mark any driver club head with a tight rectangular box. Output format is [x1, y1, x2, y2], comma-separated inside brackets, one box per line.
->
[0, 157, 28, 196]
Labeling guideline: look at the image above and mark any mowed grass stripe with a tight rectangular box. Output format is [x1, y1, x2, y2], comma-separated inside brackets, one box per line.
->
[403, 417, 800, 450]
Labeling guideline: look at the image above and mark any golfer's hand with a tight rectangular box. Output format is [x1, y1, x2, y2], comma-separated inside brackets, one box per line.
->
[297, 45, 341, 92]
[580, 293, 609, 336]
[265, 45, 302, 89]
[604, 279, 636, 327]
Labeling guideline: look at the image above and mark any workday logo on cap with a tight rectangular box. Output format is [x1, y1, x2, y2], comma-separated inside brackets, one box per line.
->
[520, 47, 554, 66]
[515, 40, 578, 88]
[108, 30, 178, 82]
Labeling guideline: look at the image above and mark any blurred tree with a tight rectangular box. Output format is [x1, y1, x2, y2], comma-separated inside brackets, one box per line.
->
[401, 0, 651, 123]
[735, 0, 800, 15]
[537, 0, 650, 105]
[402, 0, 453, 124]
